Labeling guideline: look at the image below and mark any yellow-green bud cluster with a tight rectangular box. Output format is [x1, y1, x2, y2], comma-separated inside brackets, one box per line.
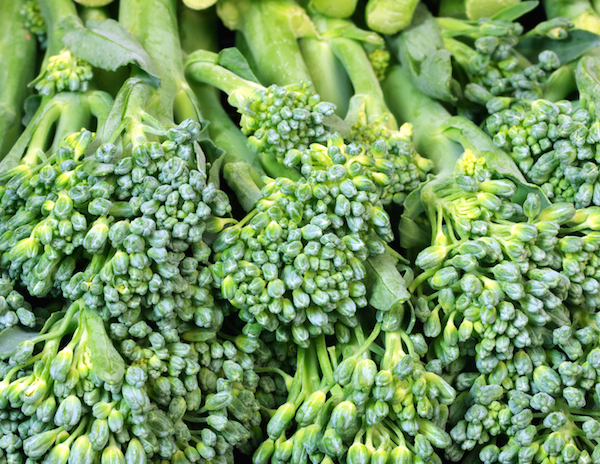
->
[367, 48, 391, 82]
[35, 50, 93, 96]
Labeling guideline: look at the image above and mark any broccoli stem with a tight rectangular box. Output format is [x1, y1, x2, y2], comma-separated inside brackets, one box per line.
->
[438, 0, 469, 18]
[38, 0, 82, 59]
[382, 65, 463, 175]
[119, 0, 188, 124]
[299, 37, 352, 117]
[543, 0, 600, 34]
[0, 0, 37, 160]
[194, 85, 267, 210]
[185, 55, 263, 108]
[218, 0, 313, 86]
[440, 0, 521, 20]
[328, 35, 398, 129]
[179, 7, 300, 211]
[365, 0, 420, 34]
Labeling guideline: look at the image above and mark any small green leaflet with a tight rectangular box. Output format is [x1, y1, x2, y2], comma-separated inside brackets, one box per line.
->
[62, 19, 160, 87]
[83, 307, 125, 385]
[364, 253, 410, 313]
[0, 327, 38, 359]
[491, 1, 538, 21]
[217, 48, 261, 84]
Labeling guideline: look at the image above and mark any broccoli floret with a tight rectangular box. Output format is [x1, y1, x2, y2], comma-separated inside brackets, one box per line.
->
[211, 135, 398, 346]
[487, 57, 600, 209]
[186, 50, 335, 166]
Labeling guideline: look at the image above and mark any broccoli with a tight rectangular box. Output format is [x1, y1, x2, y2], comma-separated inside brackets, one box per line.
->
[391, 3, 579, 123]
[486, 57, 600, 208]
[185, 49, 336, 167]
[253, 320, 455, 464]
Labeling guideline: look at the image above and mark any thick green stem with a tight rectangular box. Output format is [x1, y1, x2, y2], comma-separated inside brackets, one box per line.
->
[185, 58, 263, 107]
[382, 65, 463, 175]
[0, 0, 37, 160]
[310, 0, 358, 18]
[329, 37, 397, 129]
[366, 0, 420, 34]
[299, 37, 351, 117]
[50, 94, 92, 153]
[119, 0, 188, 124]
[218, 0, 313, 86]
[544, 0, 600, 35]
[38, 0, 82, 57]
[22, 101, 63, 166]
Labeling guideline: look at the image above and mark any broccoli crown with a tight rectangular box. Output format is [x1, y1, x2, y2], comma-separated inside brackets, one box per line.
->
[447, 326, 600, 464]
[442, 17, 562, 112]
[0, 296, 270, 463]
[0, 118, 232, 340]
[34, 50, 94, 96]
[240, 81, 336, 165]
[487, 98, 600, 208]
[410, 152, 600, 374]
[211, 135, 397, 347]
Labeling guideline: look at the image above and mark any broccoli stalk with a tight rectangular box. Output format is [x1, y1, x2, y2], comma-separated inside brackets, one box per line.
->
[439, 0, 521, 20]
[0, 0, 112, 178]
[299, 35, 352, 118]
[217, 0, 316, 86]
[308, 0, 358, 18]
[544, 0, 600, 35]
[0, 0, 37, 159]
[305, 14, 398, 129]
[255, 320, 455, 464]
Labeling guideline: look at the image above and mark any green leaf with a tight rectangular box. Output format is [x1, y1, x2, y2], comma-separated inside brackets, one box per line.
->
[393, 3, 458, 103]
[364, 253, 410, 313]
[516, 29, 600, 65]
[576, 55, 600, 109]
[0, 327, 38, 359]
[217, 48, 261, 84]
[62, 19, 160, 87]
[83, 307, 125, 385]
[39, 311, 66, 336]
[490, 1, 538, 21]
[206, 143, 225, 189]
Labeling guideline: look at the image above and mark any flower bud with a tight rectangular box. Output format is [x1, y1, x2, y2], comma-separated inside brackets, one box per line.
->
[267, 402, 296, 439]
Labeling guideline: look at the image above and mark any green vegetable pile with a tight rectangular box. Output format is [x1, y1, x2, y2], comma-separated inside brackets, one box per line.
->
[4, 0, 600, 462]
